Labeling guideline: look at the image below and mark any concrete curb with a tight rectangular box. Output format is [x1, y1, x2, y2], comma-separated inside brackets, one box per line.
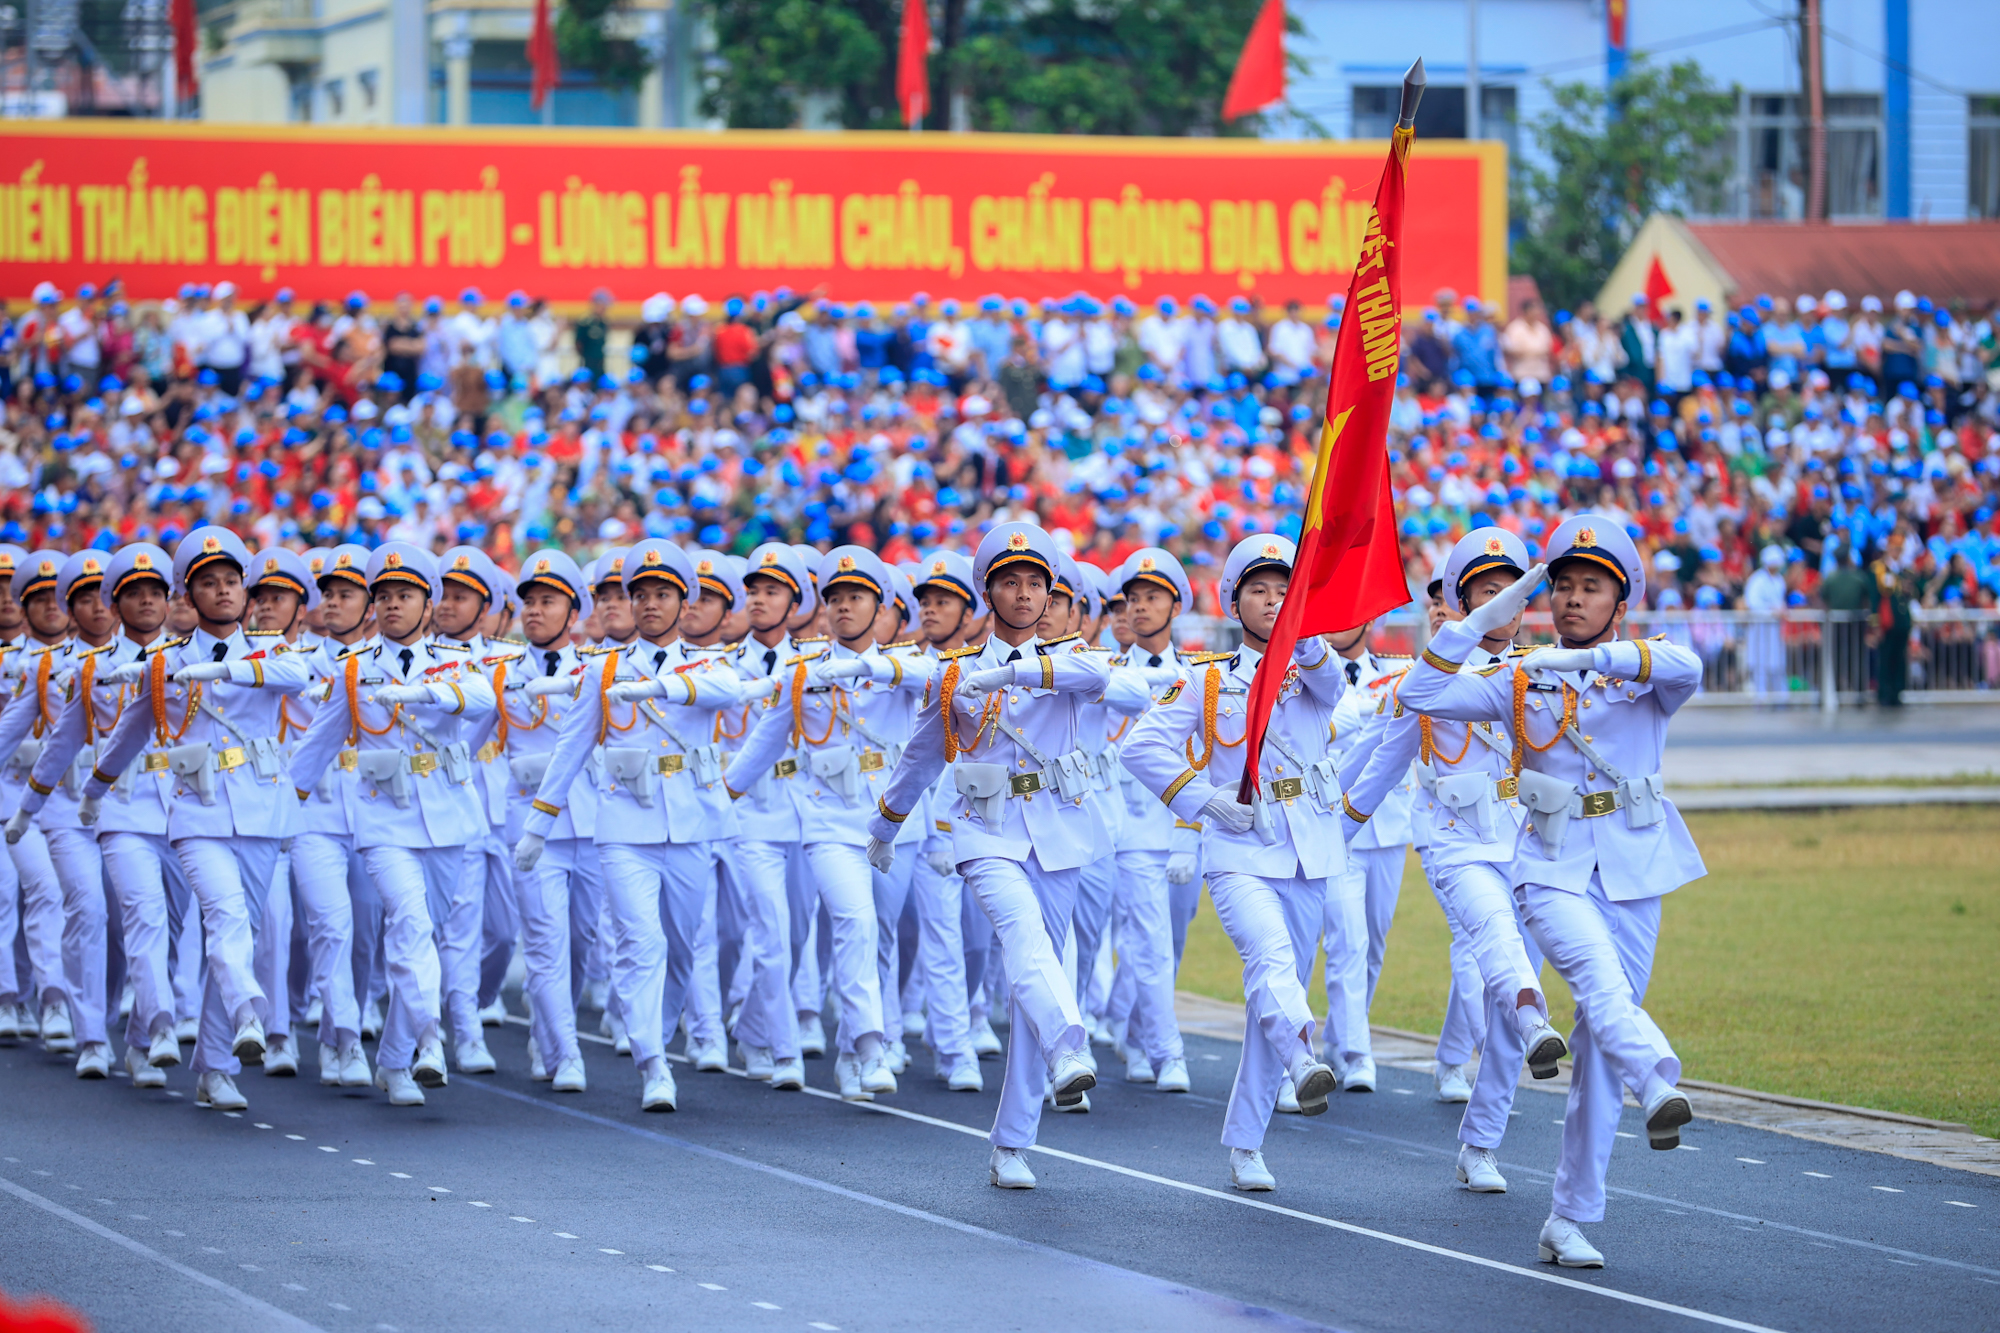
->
[1669, 785, 2000, 810]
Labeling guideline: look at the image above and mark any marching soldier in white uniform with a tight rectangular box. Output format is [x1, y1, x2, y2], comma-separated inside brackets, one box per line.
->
[289, 542, 497, 1108]
[866, 522, 1102, 1189]
[1397, 515, 1702, 1269]
[1121, 535, 1345, 1192]
[676, 546, 744, 1072]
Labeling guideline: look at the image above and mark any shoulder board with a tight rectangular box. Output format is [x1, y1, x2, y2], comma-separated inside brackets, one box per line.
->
[1475, 662, 1509, 676]
[1646, 632, 1670, 642]
[155, 636, 191, 653]
[432, 641, 471, 654]
[1373, 654, 1413, 666]
[794, 634, 829, 644]
[494, 636, 527, 646]
[481, 649, 528, 665]
[939, 645, 983, 661]
[77, 642, 117, 658]
[782, 650, 828, 667]
[1159, 679, 1186, 704]
[579, 644, 620, 656]
[1075, 644, 1113, 653]
[1188, 650, 1233, 664]
[333, 642, 370, 662]
[1037, 633, 1080, 650]
[246, 629, 285, 638]
[884, 637, 922, 650]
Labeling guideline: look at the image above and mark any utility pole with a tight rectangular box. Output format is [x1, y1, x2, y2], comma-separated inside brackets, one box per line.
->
[1800, 0, 1826, 219]
[1465, 0, 1480, 140]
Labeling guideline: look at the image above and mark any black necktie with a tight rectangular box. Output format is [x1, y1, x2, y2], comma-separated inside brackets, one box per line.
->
[1345, 660, 1360, 685]
[399, 647, 414, 677]
[544, 650, 559, 676]
[1147, 653, 1162, 668]
[212, 642, 229, 662]
[762, 648, 778, 674]
[653, 650, 668, 671]
[1006, 649, 1021, 664]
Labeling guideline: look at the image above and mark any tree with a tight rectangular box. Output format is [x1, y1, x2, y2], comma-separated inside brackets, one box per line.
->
[1510, 57, 1737, 312]
[558, 0, 651, 94]
[698, 0, 892, 129]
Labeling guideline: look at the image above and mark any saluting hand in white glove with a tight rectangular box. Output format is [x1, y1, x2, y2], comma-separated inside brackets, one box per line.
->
[1461, 563, 1547, 639]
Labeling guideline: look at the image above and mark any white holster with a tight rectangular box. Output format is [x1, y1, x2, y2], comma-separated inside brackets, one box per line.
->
[1621, 773, 1667, 829]
[167, 743, 217, 806]
[808, 744, 861, 804]
[953, 762, 1009, 828]
[357, 750, 412, 809]
[1048, 749, 1095, 803]
[1515, 768, 1579, 857]
[602, 747, 659, 808]
[1251, 795, 1282, 846]
[62, 744, 94, 798]
[684, 742, 725, 789]
[1433, 770, 1500, 843]
[246, 735, 284, 782]
[509, 752, 553, 794]
[438, 741, 473, 787]
[10, 738, 42, 775]
[1305, 757, 1341, 810]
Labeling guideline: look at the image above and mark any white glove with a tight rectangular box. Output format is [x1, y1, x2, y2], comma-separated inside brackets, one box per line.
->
[925, 848, 955, 876]
[3, 809, 29, 844]
[1197, 794, 1255, 834]
[104, 661, 150, 685]
[1294, 635, 1329, 665]
[513, 832, 545, 873]
[607, 679, 665, 703]
[956, 665, 1014, 699]
[1461, 562, 1546, 638]
[864, 836, 895, 874]
[78, 794, 101, 827]
[1165, 851, 1197, 884]
[1522, 646, 1598, 675]
[1139, 666, 1181, 691]
[172, 661, 231, 684]
[374, 683, 435, 708]
[523, 676, 574, 697]
[815, 658, 871, 682]
[1341, 808, 1367, 845]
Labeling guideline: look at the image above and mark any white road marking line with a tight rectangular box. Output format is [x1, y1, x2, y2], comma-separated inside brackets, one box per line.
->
[1887, 1259, 1920, 1266]
[240, 1263, 261, 1271]
[1199, 1054, 1221, 1061]
[96, 1198, 115, 1205]
[30, 1170, 50, 1176]
[352, 1159, 374, 1166]
[1735, 1158, 1765, 1165]
[808, 1323, 840, 1330]
[203, 1247, 225, 1254]
[1804, 1172, 1831, 1179]
[697, 1282, 727, 1291]
[389, 1173, 411, 1179]
[64, 1183, 81, 1190]
[1946, 1201, 1978, 1208]
[554, 1232, 579, 1239]
[164, 1230, 185, 1237]
[286, 1135, 305, 1141]
[468, 1202, 491, 1208]
[599, 1248, 623, 1255]
[129, 1214, 147, 1221]
[316, 1146, 338, 1153]
[1390, 1088, 1414, 1096]
[254, 1123, 273, 1129]
[1615, 1132, 1637, 1139]
[1809, 1242, 1835, 1249]
[285, 1283, 307, 1291]
[429, 1187, 451, 1193]
[1552, 1119, 1565, 1125]
[223, 1112, 242, 1119]
[0, 1177, 324, 1331]
[509, 1216, 534, 1222]
[646, 1265, 674, 1272]
[165, 1091, 183, 1097]
[1676, 1145, 1701, 1152]
[2, 1157, 15, 1162]
[1872, 1187, 1904, 1194]
[328, 1302, 351, 1311]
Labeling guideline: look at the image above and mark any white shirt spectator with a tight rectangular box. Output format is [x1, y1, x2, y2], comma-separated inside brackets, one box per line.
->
[1266, 315, 1315, 383]
[1217, 316, 1266, 375]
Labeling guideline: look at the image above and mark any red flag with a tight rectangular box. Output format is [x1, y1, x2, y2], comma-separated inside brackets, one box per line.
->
[897, 0, 931, 128]
[1237, 120, 1414, 800]
[529, 0, 560, 112]
[1642, 254, 1674, 317]
[170, 0, 199, 103]
[1221, 0, 1286, 122]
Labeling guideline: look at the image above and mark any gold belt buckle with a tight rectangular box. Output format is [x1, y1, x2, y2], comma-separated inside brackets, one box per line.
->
[337, 749, 358, 772]
[772, 758, 798, 779]
[656, 754, 686, 775]
[216, 746, 248, 772]
[410, 752, 440, 777]
[1268, 776, 1304, 802]
[1579, 789, 1619, 817]
[1009, 772, 1044, 796]
[142, 752, 170, 773]
[1496, 776, 1518, 800]
[475, 741, 502, 765]
[857, 750, 886, 773]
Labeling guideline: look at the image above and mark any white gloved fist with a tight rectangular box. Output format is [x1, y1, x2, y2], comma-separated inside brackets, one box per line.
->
[607, 679, 665, 703]
[172, 661, 231, 684]
[957, 665, 1014, 699]
[1165, 851, 1197, 885]
[513, 832, 546, 873]
[523, 676, 575, 698]
[925, 849, 955, 876]
[1460, 562, 1546, 638]
[3, 809, 29, 844]
[1523, 646, 1597, 674]
[864, 836, 895, 874]
[104, 661, 150, 685]
[373, 684, 434, 708]
[1197, 794, 1255, 834]
[78, 794, 102, 827]
[815, 658, 870, 682]
[1293, 635, 1329, 665]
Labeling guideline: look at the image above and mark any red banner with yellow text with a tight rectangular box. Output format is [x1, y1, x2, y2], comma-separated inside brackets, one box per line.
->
[0, 122, 1503, 312]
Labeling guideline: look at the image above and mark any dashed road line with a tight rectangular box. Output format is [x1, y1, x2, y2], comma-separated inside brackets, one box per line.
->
[1735, 1158, 1765, 1165]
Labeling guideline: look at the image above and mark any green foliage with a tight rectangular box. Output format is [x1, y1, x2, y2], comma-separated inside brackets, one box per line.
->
[1510, 57, 1737, 312]
[698, 0, 891, 130]
[556, 0, 651, 92]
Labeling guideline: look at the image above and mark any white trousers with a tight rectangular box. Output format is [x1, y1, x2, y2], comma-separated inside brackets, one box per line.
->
[433, 841, 486, 1048]
[46, 825, 111, 1047]
[683, 870, 723, 1047]
[359, 845, 454, 1071]
[11, 824, 66, 1013]
[1208, 869, 1322, 1152]
[173, 836, 277, 1076]
[798, 843, 885, 1055]
[1319, 858, 1372, 1067]
[1518, 876, 1679, 1223]
[908, 852, 971, 1060]
[598, 839, 720, 1066]
[727, 840, 800, 1060]
[514, 837, 596, 1066]
[871, 850, 917, 1048]
[288, 833, 363, 1048]
[1071, 853, 1116, 1016]
[476, 830, 517, 1009]
[961, 854, 1085, 1150]
[1430, 859, 1546, 1148]
[1106, 847, 1183, 1067]
[99, 831, 192, 1050]
[256, 853, 292, 1042]
[1353, 844, 1405, 1006]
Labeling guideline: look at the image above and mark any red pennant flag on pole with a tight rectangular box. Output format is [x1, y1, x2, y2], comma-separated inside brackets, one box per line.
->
[529, 0, 561, 112]
[1236, 73, 1422, 802]
[898, 0, 932, 129]
[1221, 0, 1286, 122]
[170, 0, 200, 104]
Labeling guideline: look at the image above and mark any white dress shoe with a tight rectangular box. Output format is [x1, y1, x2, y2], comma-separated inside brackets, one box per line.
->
[769, 1057, 806, 1091]
[0, 1001, 22, 1040]
[302, 996, 322, 1027]
[231, 1013, 266, 1063]
[834, 1052, 871, 1102]
[374, 1066, 426, 1107]
[1434, 1061, 1473, 1103]
[859, 1052, 898, 1096]
[741, 1044, 775, 1081]
[1456, 1144, 1508, 1193]
[455, 1037, 497, 1075]
[174, 1015, 199, 1044]
[970, 1014, 1002, 1059]
[263, 1034, 298, 1077]
[640, 1061, 677, 1112]
[1538, 1213, 1604, 1268]
[989, 1147, 1036, 1189]
[1229, 1148, 1276, 1192]
[1154, 1056, 1191, 1093]
[477, 998, 509, 1027]
[1089, 1015, 1115, 1047]
[1291, 1059, 1337, 1116]
[125, 1044, 166, 1089]
[359, 998, 384, 1041]
[693, 1038, 727, 1073]
[1123, 1046, 1156, 1084]
[527, 1036, 551, 1081]
[885, 1038, 909, 1075]
[1341, 1056, 1377, 1093]
[42, 1003, 76, 1054]
[1048, 1089, 1090, 1113]
[319, 1041, 343, 1086]
[412, 1036, 449, 1089]
[552, 1055, 587, 1093]
[608, 1011, 630, 1056]
[196, 1071, 248, 1111]
[1275, 1075, 1302, 1114]
[1050, 1050, 1096, 1108]
[1520, 1013, 1568, 1080]
[75, 1042, 110, 1079]
[147, 1028, 181, 1069]
[1644, 1084, 1694, 1150]
[338, 1042, 371, 1088]
[945, 1054, 983, 1092]
[798, 1013, 827, 1057]
[1075, 1044, 1098, 1076]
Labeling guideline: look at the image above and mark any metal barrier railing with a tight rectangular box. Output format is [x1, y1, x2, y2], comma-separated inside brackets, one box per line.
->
[1169, 608, 2000, 709]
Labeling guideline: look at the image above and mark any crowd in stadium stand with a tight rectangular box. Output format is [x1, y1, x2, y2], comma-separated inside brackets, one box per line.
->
[4, 276, 1999, 626]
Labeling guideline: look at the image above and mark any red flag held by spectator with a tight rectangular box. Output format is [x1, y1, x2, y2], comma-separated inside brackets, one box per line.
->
[1237, 112, 1414, 800]
[1643, 254, 1674, 315]
[1221, 0, 1286, 122]
[897, 0, 931, 127]
[529, 0, 560, 112]
[170, 0, 199, 103]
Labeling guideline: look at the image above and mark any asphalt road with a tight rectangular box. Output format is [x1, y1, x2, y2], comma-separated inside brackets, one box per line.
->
[1, 1018, 1994, 1333]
